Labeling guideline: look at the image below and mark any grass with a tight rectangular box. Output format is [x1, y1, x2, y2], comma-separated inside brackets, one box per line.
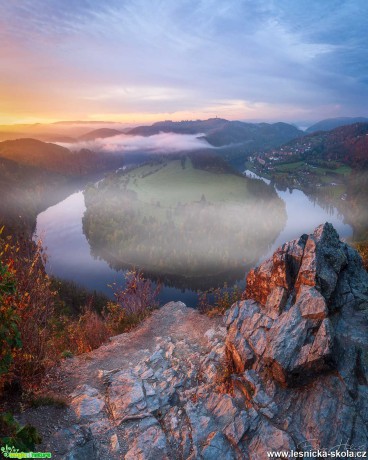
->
[124, 158, 254, 207]
[27, 394, 68, 409]
[61, 350, 73, 359]
[325, 184, 346, 199]
[274, 161, 305, 172]
[309, 165, 352, 176]
[267, 160, 351, 178]
[19, 391, 68, 409]
[335, 165, 352, 175]
[264, 161, 351, 202]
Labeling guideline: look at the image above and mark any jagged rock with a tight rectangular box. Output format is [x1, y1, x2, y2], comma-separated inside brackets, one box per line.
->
[110, 433, 120, 453]
[53, 425, 98, 460]
[245, 234, 307, 305]
[223, 410, 250, 444]
[264, 285, 288, 319]
[201, 431, 235, 460]
[124, 417, 169, 460]
[227, 222, 368, 451]
[296, 285, 328, 320]
[248, 420, 296, 460]
[70, 385, 105, 422]
[226, 328, 255, 372]
[162, 407, 192, 459]
[106, 370, 148, 422]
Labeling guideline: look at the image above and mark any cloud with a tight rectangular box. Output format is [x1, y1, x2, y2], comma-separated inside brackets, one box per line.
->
[1, 0, 367, 123]
[60, 132, 213, 154]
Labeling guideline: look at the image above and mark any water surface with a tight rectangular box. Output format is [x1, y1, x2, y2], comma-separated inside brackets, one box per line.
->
[35, 182, 352, 306]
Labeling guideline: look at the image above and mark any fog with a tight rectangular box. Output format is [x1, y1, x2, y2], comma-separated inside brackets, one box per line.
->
[60, 132, 213, 154]
[81, 165, 287, 289]
[83, 197, 285, 272]
[33, 172, 356, 295]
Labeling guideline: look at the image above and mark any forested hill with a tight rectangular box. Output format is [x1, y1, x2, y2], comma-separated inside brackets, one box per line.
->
[0, 138, 124, 235]
[127, 118, 228, 136]
[0, 155, 70, 234]
[268, 122, 368, 168]
[0, 138, 124, 175]
[0, 138, 72, 172]
[251, 122, 368, 242]
[306, 117, 368, 133]
[126, 118, 303, 148]
[78, 128, 123, 141]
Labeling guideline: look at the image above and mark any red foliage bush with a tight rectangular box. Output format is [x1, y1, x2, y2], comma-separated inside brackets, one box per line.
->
[107, 270, 160, 333]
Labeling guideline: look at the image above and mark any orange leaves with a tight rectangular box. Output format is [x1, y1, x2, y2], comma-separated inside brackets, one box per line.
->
[50, 303, 110, 356]
[0, 234, 56, 386]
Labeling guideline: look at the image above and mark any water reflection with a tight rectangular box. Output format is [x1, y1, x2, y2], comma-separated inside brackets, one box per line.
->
[35, 176, 353, 305]
[265, 187, 352, 258]
[81, 162, 286, 290]
[243, 170, 352, 258]
[35, 192, 122, 294]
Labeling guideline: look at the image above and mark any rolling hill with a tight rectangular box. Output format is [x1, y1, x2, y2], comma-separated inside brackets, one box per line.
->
[79, 128, 123, 141]
[125, 118, 303, 170]
[0, 138, 75, 173]
[126, 118, 302, 148]
[0, 138, 125, 175]
[306, 117, 368, 133]
[267, 122, 368, 168]
[127, 118, 227, 136]
[248, 122, 368, 243]
[0, 155, 71, 234]
[204, 121, 302, 148]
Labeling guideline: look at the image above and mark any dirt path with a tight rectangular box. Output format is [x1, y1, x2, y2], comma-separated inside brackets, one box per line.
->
[55, 301, 221, 393]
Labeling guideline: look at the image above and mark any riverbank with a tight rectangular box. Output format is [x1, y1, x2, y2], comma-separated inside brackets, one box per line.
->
[35, 174, 353, 306]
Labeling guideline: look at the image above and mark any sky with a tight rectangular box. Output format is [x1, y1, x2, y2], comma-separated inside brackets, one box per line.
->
[1, 0, 367, 124]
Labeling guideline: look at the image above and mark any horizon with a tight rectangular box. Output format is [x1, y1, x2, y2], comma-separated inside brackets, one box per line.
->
[1, 1, 368, 124]
[1, 115, 367, 133]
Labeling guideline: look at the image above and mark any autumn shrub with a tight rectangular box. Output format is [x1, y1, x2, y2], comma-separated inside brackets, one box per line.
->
[215, 350, 236, 395]
[0, 234, 57, 386]
[198, 283, 242, 316]
[51, 277, 109, 316]
[1, 232, 161, 391]
[354, 241, 368, 270]
[63, 301, 110, 354]
[53, 271, 160, 355]
[106, 270, 160, 333]
[0, 260, 21, 381]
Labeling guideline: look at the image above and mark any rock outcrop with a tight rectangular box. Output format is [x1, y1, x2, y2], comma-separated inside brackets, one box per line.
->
[54, 309, 231, 460]
[25, 223, 368, 459]
[226, 223, 368, 455]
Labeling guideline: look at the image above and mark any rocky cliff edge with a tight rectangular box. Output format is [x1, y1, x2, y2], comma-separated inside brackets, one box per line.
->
[20, 223, 368, 459]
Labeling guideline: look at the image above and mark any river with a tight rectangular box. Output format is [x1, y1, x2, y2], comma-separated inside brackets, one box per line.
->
[34, 177, 352, 306]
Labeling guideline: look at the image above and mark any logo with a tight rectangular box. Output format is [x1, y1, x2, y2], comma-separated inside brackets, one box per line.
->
[1, 445, 52, 458]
